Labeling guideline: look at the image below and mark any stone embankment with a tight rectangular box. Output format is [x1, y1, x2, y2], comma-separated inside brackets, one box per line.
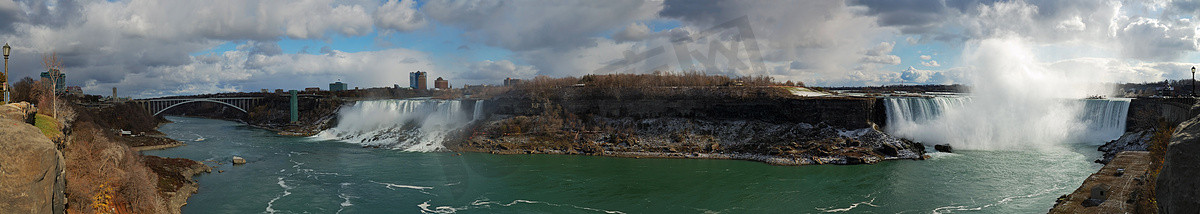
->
[0, 103, 65, 213]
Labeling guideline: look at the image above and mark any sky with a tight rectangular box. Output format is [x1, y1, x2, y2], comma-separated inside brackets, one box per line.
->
[0, 0, 1198, 98]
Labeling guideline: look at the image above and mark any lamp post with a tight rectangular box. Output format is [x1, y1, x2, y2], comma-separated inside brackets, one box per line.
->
[3, 43, 9, 104]
[1193, 66, 1196, 97]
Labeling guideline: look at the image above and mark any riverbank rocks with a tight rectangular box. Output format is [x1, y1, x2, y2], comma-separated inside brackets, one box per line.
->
[934, 144, 952, 153]
[1096, 131, 1152, 164]
[0, 118, 65, 213]
[232, 156, 246, 165]
[1157, 112, 1200, 213]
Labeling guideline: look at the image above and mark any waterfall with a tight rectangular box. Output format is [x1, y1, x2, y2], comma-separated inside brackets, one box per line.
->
[884, 96, 971, 129]
[314, 99, 485, 152]
[473, 100, 485, 121]
[1078, 98, 1131, 142]
[884, 97, 1130, 148]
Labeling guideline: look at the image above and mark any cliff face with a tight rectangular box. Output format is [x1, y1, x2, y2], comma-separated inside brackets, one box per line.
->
[492, 95, 880, 129]
[1157, 104, 1200, 213]
[460, 89, 923, 165]
[0, 116, 65, 214]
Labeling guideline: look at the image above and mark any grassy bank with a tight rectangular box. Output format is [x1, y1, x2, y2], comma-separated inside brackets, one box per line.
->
[33, 114, 60, 139]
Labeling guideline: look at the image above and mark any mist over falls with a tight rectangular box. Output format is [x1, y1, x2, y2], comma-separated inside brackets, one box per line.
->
[314, 99, 485, 151]
[882, 38, 1126, 150]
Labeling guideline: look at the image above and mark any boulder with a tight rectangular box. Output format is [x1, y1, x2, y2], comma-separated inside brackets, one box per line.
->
[934, 144, 953, 153]
[0, 118, 65, 213]
[0, 102, 37, 125]
[1158, 113, 1200, 213]
[231, 156, 246, 165]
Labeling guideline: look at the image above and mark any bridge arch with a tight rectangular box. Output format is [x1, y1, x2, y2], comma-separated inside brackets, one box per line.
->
[152, 99, 249, 116]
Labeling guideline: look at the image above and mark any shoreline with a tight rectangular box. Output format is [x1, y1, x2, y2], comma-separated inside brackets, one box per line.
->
[134, 142, 187, 151]
[451, 141, 927, 166]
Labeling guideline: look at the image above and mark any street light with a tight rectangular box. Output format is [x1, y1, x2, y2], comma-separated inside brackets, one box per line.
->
[2, 43, 9, 104]
[1193, 66, 1196, 97]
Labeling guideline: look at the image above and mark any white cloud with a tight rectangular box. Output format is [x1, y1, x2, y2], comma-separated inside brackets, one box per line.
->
[922, 60, 941, 67]
[375, 0, 427, 32]
[920, 55, 932, 60]
[613, 23, 651, 42]
[459, 60, 538, 82]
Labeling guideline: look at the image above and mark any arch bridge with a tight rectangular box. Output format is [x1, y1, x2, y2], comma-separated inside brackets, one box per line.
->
[136, 97, 263, 116]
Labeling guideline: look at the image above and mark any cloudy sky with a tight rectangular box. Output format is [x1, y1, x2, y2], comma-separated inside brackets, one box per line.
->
[0, 0, 1197, 98]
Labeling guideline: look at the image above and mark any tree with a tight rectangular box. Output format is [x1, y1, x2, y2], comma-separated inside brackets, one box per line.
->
[12, 76, 37, 103]
[41, 52, 61, 117]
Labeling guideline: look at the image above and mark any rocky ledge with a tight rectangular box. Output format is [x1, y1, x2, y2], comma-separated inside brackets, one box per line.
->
[143, 156, 210, 214]
[453, 116, 926, 166]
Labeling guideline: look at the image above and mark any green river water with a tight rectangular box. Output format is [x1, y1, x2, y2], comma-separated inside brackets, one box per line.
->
[144, 116, 1103, 213]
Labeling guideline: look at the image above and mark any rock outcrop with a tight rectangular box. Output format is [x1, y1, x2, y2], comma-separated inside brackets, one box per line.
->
[0, 118, 65, 214]
[1157, 113, 1200, 213]
[1096, 130, 1153, 164]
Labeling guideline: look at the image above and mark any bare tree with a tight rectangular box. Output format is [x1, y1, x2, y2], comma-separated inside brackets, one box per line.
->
[42, 52, 61, 118]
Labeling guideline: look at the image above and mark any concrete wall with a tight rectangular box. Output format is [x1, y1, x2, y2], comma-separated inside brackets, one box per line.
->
[1127, 98, 1197, 132]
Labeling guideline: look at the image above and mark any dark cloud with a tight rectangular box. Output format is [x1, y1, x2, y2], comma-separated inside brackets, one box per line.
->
[851, 0, 948, 34]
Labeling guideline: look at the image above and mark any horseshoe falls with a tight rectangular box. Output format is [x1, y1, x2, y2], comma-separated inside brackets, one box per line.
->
[884, 96, 1130, 149]
[313, 99, 485, 151]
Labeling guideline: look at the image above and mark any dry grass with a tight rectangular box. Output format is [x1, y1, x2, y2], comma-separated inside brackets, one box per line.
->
[64, 122, 166, 214]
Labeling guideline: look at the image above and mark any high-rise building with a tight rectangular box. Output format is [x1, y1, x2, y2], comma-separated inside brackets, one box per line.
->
[66, 86, 82, 96]
[329, 81, 348, 91]
[40, 69, 65, 93]
[409, 71, 427, 90]
[434, 77, 449, 90]
[504, 77, 521, 86]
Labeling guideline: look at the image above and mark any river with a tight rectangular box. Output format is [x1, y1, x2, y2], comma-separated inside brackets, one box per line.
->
[144, 116, 1102, 213]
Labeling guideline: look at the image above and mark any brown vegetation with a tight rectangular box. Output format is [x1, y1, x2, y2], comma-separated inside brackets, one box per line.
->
[504, 72, 796, 101]
[1136, 121, 1173, 213]
[64, 122, 166, 214]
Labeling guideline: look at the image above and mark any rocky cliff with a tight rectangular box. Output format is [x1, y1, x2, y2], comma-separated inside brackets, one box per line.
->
[0, 108, 65, 213]
[1157, 104, 1200, 213]
[457, 87, 924, 165]
[491, 90, 881, 129]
